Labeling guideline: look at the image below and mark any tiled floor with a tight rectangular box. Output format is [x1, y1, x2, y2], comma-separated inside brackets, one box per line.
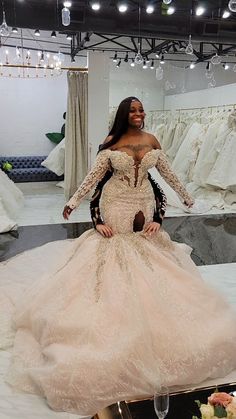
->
[0, 182, 236, 419]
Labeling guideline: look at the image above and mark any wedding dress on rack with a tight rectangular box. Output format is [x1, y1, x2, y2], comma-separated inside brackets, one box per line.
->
[0, 169, 24, 233]
[206, 111, 236, 190]
[1, 149, 236, 416]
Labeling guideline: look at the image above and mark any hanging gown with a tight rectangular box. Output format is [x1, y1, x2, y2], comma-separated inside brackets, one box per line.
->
[1, 149, 236, 416]
[0, 169, 24, 233]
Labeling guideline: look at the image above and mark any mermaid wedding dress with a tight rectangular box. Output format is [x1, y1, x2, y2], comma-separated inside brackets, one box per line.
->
[1, 149, 236, 416]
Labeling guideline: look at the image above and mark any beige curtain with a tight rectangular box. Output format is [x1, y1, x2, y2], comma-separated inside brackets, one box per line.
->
[64, 71, 88, 200]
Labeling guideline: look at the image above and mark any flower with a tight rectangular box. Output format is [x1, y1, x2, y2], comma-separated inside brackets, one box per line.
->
[208, 392, 233, 408]
[199, 403, 215, 419]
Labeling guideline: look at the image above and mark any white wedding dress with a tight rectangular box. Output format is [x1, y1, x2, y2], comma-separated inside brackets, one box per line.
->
[0, 169, 24, 233]
[1, 149, 236, 416]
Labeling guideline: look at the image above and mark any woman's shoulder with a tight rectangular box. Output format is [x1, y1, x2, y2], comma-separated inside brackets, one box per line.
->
[142, 131, 162, 150]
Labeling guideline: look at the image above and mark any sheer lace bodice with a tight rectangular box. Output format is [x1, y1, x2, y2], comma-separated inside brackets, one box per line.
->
[67, 148, 194, 210]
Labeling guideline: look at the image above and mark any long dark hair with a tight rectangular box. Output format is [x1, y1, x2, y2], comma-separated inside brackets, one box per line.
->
[99, 96, 144, 152]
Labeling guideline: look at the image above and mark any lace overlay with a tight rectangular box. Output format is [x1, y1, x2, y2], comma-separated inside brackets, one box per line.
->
[1, 147, 236, 417]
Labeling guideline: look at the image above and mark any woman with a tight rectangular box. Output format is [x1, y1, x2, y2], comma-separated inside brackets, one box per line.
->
[1, 97, 236, 417]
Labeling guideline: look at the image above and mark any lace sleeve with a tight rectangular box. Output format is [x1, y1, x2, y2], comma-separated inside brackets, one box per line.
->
[90, 170, 113, 228]
[148, 173, 167, 225]
[155, 151, 194, 206]
[66, 150, 111, 209]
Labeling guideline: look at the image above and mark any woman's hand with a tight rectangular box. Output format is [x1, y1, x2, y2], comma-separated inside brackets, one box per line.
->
[63, 205, 73, 220]
[144, 222, 161, 236]
[96, 224, 113, 238]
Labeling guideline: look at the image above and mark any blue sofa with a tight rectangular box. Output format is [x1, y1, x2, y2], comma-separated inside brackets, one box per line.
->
[0, 156, 64, 183]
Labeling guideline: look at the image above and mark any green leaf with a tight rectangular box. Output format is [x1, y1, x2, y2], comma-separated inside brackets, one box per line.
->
[214, 404, 227, 417]
[45, 133, 64, 144]
[194, 400, 201, 408]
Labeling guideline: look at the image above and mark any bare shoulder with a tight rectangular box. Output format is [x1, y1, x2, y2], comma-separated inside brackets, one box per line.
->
[144, 132, 161, 150]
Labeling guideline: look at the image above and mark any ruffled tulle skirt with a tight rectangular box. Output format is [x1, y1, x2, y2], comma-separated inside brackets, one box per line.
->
[1, 228, 236, 416]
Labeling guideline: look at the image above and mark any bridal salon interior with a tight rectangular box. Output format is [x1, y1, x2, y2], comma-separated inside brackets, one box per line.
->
[0, 0, 236, 418]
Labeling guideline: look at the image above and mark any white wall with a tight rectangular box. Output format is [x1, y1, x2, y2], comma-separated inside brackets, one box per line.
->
[164, 82, 236, 110]
[109, 62, 164, 111]
[0, 56, 87, 157]
[88, 51, 110, 164]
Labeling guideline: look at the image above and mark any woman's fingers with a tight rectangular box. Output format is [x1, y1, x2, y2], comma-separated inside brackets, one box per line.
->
[144, 223, 161, 235]
[96, 224, 113, 238]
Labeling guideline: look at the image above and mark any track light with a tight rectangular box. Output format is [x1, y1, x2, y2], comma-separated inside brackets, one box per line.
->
[160, 54, 165, 64]
[124, 52, 128, 62]
[118, 3, 128, 13]
[113, 52, 118, 62]
[143, 60, 148, 69]
[34, 29, 40, 36]
[155, 53, 160, 58]
[222, 10, 230, 18]
[224, 63, 230, 70]
[150, 60, 154, 69]
[116, 59, 121, 67]
[40, 52, 44, 62]
[12, 27, 18, 33]
[130, 59, 135, 67]
[196, 6, 205, 16]
[146, 4, 154, 14]
[167, 6, 175, 14]
[63, 1, 72, 7]
[190, 62, 195, 69]
[66, 34, 72, 41]
[51, 31, 56, 38]
[90, 2, 101, 10]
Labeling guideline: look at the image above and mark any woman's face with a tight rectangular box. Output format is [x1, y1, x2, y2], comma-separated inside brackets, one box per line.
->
[128, 100, 145, 129]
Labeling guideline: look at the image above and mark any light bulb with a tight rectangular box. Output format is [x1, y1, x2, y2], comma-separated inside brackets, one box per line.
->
[222, 10, 230, 18]
[196, 6, 205, 16]
[146, 5, 154, 13]
[130, 59, 135, 67]
[163, 0, 172, 4]
[0, 11, 10, 36]
[12, 27, 18, 33]
[64, 1, 72, 6]
[190, 62, 195, 69]
[224, 63, 230, 70]
[91, 2, 100, 10]
[113, 53, 118, 63]
[150, 60, 154, 69]
[167, 6, 175, 14]
[228, 0, 236, 12]
[118, 3, 128, 12]
[143, 60, 148, 69]
[62, 7, 70, 26]
[211, 53, 222, 65]
[34, 29, 40, 36]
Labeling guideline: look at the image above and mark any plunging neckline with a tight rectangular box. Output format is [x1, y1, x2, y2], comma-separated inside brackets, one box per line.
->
[109, 148, 160, 166]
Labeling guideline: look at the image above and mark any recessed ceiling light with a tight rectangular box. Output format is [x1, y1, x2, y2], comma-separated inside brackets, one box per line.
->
[222, 10, 230, 18]
[196, 6, 205, 16]
[146, 5, 154, 14]
[63, 1, 72, 7]
[118, 3, 128, 13]
[91, 2, 101, 10]
[167, 6, 175, 14]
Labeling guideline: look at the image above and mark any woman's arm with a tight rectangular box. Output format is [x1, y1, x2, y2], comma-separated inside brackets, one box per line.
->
[156, 151, 194, 206]
[64, 150, 111, 215]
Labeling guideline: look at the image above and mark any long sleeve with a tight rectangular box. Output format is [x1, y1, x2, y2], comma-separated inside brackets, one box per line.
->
[66, 150, 111, 210]
[156, 151, 194, 206]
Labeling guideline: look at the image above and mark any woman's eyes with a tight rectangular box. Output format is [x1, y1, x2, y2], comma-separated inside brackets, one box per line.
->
[130, 109, 144, 113]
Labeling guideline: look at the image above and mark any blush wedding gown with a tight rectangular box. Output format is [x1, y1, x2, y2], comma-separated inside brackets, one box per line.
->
[1, 149, 236, 416]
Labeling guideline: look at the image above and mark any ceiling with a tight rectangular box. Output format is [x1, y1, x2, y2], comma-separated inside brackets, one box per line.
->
[1, 0, 236, 64]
